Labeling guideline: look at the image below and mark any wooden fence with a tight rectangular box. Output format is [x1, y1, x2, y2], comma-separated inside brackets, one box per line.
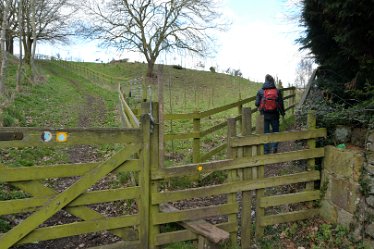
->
[0, 103, 325, 249]
[163, 87, 296, 163]
[0, 122, 151, 249]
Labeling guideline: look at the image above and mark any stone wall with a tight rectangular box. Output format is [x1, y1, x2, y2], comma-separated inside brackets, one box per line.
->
[320, 130, 374, 247]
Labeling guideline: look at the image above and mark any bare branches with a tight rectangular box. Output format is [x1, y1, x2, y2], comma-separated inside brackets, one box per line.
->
[81, 0, 229, 76]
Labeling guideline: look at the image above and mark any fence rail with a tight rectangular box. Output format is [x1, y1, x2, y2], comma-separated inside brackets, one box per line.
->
[163, 87, 296, 163]
[0, 104, 325, 249]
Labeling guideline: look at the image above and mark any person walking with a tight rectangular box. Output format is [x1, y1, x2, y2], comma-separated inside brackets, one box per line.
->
[255, 74, 285, 154]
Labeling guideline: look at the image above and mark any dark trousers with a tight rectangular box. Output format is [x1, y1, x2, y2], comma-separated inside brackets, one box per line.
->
[263, 113, 280, 154]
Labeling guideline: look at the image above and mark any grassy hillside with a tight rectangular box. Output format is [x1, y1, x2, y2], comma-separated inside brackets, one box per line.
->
[0, 59, 262, 166]
[65, 60, 261, 113]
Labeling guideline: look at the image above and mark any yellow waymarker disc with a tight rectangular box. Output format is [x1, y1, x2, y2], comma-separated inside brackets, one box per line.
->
[56, 132, 68, 142]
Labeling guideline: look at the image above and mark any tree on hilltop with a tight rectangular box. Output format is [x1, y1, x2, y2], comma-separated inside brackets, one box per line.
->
[80, 0, 229, 78]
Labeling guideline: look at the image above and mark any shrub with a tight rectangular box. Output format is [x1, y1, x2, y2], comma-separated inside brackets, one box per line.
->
[172, 65, 183, 70]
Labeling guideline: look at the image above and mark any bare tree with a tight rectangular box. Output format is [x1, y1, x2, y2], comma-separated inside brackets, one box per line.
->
[21, 0, 76, 64]
[295, 57, 313, 88]
[0, 0, 10, 95]
[82, 0, 228, 77]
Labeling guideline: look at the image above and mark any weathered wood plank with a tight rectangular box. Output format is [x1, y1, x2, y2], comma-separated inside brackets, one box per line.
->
[119, 85, 140, 128]
[139, 114, 151, 249]
[259, 190, 320, 208]
[199, 97, 256, 118]
[255, 114, 265, 238]
[87, 241, 141, 249]
[0, 145, 140, 248]
[240, 107, 253, 249]
[10, 180, 137, 243]
[231, 128, 326, 147]
[200, 120, 228, 137]
[200, 115, 241, 139]
[0, 186, 141, 215]
[0, 128, 141, 148]
[193, 117, 201, 163]
[152, 148, 324, 180]
[285, 104, 296, 112]
[283, 94, 296, 101]
[164, 112, 201, 121]
[153, 203, 238, 225]
[164, 97, 256, 121]
[0, 160, 139, 182]
[155, 222, 236, 246]
[159, 203, 229, 244]
[119, 92, 132, 128]
[164, 131, 199, 141]
[17, 215, 139, 245]
[260, 209, 319, 226]
[152, 171, 320, 204]
[200, 143, 227, 162]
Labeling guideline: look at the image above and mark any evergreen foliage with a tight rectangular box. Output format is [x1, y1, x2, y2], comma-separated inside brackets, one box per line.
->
[299, 0, 374, 105]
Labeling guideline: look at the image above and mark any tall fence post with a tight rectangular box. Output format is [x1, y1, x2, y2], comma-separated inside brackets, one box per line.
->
[238, 103, 243, 132]
[241, 108, 253, 249]
[306, 111, 316, 191]
[142, 102, 160, 249]
[291, 87, 296, 114]
[193, 115, 201, 163]
[139, 113, 151, 249]
[255, 114, 265, 238]
[227, 118, 239, 245]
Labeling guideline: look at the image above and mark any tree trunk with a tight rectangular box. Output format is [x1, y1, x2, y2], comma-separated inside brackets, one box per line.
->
[16, 0, 24, 91]
[0, 0, 10, 95]
[30, 0, 37, 81]
[23, 36, 33, 65]
[146, 61, 155, 78]
[6, 33, 14, 54]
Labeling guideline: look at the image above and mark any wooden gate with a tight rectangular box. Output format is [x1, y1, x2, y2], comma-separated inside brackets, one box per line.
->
[0, 105, 326, 249]
[0, 115, 152, 249]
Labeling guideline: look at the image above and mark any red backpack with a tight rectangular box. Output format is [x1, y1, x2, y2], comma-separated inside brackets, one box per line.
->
[260, 88, 278, 112]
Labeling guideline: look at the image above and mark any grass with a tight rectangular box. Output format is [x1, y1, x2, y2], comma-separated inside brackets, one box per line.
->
[256, 218, 368, 249]
[0, 58, 322, 249]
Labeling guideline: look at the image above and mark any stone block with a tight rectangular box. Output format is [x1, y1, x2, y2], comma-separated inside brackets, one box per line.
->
[351, 128, 368, 147]
[321, 173, 332, 201]
[334, 125, 352, 144]
[366, 224, 374, 239]
[319, 200, 338, 223]
[367, 131, 374, 152]
[367, 196, 374, 208]
[337, 208, 353, 227]
[324, 146, 364, 181]
[364, 163, 374, 175]
[367, 151, 374, 165]
[330, 177, 361, 213]
[364, 238, 374, 248]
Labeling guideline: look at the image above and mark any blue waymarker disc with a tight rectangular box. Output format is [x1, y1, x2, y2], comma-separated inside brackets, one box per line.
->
[41, 131, 53, 142]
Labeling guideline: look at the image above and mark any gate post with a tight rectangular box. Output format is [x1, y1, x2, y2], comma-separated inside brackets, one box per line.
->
[139, 112, 151, 249]
[241, 108, 253, 249]
[306, 111, 316, 190]
[193, 115, 201, 163]
[142, 102, 160, 249]
[227, 118, 239, 245]
[255, 114, 265, 238]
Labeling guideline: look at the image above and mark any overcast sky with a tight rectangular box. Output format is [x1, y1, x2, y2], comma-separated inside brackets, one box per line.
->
[38, 0, 305, 86]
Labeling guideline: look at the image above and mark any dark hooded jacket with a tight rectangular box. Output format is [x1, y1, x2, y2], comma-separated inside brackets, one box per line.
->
[255, 80, 285, 117]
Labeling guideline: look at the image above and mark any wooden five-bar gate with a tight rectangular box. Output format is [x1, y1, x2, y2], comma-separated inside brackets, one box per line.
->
[0, 103, 326, 249]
